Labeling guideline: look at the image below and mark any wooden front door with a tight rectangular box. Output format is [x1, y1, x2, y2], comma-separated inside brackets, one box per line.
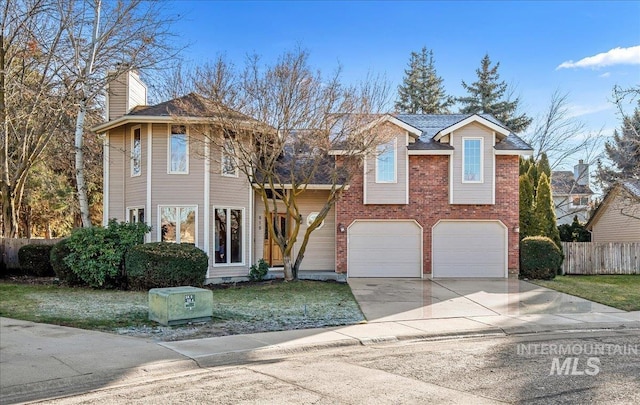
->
[264, 213, 287, 267]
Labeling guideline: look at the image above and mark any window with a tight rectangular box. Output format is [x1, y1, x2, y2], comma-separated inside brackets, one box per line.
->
[128, 207, 145, 224]
[306, 212, 324, 229]
[463, 138, 483, 182]
[214, 207, 244, 265]
[376, 140, 396, 183]
[160, 206, 196, 243]
[169, 125, 188, 174]
[572, 196, 590, 207]
[131, 127, 141, 177]
[221, 138, 237, 176]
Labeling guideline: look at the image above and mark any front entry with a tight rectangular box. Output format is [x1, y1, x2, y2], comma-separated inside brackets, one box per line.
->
[264, 213, 287, 267]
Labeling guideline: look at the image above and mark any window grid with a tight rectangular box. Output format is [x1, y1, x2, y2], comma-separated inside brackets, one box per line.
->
[169, 125, 188, 174]
[463, 139, 482, 182]
[376, 140, 396, 183]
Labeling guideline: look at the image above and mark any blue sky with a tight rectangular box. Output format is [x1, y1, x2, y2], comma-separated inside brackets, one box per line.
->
[167, 1, 640, 169]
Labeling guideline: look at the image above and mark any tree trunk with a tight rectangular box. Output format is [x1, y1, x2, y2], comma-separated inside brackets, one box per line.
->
[74, 98, 92, 228]
[0, 184, 17, 237]
[282, 254, 297, 281]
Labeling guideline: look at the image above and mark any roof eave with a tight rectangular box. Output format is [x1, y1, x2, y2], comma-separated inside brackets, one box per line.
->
[494, 149, 533, 156]
[434, 114, 511, 141]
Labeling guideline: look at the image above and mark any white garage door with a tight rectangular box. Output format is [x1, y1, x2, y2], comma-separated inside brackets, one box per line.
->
[432, 221, 507, 278]
[348, 221, 422, 277]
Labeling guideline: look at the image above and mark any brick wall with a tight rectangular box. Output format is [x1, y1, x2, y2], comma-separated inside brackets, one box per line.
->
[336, 155, 520, 275]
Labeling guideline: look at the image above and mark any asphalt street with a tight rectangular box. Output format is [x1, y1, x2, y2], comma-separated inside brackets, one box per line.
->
[27, 330, 640, 404]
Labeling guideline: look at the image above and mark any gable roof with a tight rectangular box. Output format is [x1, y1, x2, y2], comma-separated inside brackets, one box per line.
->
[395, 113, 533, 153]
[551, 171, 594, 195]
[92, 93, 258, 133]
[585, 179, 640, 229]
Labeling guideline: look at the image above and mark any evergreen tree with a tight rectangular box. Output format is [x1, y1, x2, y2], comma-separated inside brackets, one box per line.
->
[534, 173, 562, 249]
[458, 54, 532, 132]
[519, 174, 536, 239]
[395, 47, 453, 114]
[526, 163, 539, 195]
[519, 156, 531, 176]
[537, 152, 551, 180]
[596, 101, 640, 189]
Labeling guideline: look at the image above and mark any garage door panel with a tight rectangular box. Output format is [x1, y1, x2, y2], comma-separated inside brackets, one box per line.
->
[348, 221, 422, 278]
[433, 221, 506, 278]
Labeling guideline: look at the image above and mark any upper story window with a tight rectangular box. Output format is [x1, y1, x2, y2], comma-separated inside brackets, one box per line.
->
[131, 127, 141, 177]
[463, 138, 483, 183]
[169, 125, 188, 174]
[572, 196, 590, 207]
[376, 140, 396, 183]
[222, 137, 238, 177]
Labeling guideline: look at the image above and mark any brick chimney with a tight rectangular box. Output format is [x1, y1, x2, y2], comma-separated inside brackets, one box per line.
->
[574, 159, 589, 186]
[106, 69, 147, 121]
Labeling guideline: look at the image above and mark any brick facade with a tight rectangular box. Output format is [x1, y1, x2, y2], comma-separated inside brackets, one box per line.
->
[335, 155, 520, 275]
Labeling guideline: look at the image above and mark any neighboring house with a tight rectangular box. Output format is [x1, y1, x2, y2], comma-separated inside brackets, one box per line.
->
[586, 179, 640, 242]
[551, 160, 594, 225]
[93, 71, 532, 281]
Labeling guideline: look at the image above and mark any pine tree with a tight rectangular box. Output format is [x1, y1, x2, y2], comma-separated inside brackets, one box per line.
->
[395, 47, 453, 114]
[519, 174, 536, 239]
[596, 101, 640, 189]
[534, 173, 562, 249]
[458, 54, 532, 132]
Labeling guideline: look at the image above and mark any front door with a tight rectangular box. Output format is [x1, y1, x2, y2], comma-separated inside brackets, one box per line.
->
[264, 213, 287, 267]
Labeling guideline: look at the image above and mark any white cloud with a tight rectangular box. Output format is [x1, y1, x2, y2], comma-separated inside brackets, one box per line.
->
[566, 103, 612, 119]
[599, 72, 611, 78]
[556, 45, 640, 70]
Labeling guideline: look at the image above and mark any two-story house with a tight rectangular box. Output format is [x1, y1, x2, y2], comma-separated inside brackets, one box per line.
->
[93, 71, 532, 282]
[551, 160, 594, 225]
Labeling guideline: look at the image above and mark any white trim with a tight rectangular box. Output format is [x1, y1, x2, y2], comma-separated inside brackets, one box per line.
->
[146, 124, 152, 242]
[346, 219, 423, 279]
[357, 114, 422, 138]
[212, 206, 247, 267]
[130, 125, 142, 177]
[408, 149, 454, 155]
[363, 154, 368, 203]
[167, 124, 189, 174]
[103, 133, 110, 225]
[494, 149, 534, 156]
[462, 137, 484, 184]
[375, 138, 397, 183]
[405, 133, 409, 205]
[254, 184, 349, 191]
[492, 132, 496, 205]
[449, 145, 454, 204]
[248, 181, 253, 268]
[431, 219, 508, 278]
[204, 136, 210, 256]
[157, 205, 199, 245]
[306, 212, 325, 229]
[434, 114, 510, 142]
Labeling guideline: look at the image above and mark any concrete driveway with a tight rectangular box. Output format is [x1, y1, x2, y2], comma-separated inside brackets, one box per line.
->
[348, 278, 626, 323]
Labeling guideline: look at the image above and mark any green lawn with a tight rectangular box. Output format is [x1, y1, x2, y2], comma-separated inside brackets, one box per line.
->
[532, 275, 640, 311]
[0, 280, 364, 335]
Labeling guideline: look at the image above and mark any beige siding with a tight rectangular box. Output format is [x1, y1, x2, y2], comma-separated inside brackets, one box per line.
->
[365, 128, 408, 205]
[293, 191, 336, 271]
[107, 75, 127, 120]
[107, 127, 125, 220]
[209, 141, 253, 277]
[127, 72, 147, 111]
[124, 124, 146, 210]
[592, 191, 640, 242]
[151, 124, 205, 249]
[451, 122, 494, 205]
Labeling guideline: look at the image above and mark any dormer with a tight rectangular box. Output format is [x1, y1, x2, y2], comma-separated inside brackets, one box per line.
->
[106, 69, 148, 121]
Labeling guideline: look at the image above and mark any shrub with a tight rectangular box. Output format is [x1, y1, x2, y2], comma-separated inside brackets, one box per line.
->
[64, 220, 151, 288]
[125, 242, 208, 290]
[248, 258, 269, 281]
[50, 239, 86, 286]
[520, 236, 563, 280]
[18, 244, 55, 276]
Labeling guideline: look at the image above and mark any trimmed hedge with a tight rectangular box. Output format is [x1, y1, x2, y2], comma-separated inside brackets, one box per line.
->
[18, 244, 55, 277]
[125, 242, 208, 290]
[50, 239, 85, 286]
[520, 236, 563, 280]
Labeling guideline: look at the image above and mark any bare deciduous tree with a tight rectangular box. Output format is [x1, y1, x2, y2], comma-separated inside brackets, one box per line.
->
[182, 50, 391, 280]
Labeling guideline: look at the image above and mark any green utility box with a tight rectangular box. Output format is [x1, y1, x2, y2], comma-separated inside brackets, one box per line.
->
[149, 286, 213, 326]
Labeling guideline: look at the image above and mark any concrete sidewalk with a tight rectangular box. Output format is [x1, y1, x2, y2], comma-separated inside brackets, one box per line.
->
[2, 310, 640, 403]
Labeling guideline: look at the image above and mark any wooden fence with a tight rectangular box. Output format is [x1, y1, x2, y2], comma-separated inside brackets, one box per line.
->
[0, 238, 61, 270]
[561, 242, 640, 275]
